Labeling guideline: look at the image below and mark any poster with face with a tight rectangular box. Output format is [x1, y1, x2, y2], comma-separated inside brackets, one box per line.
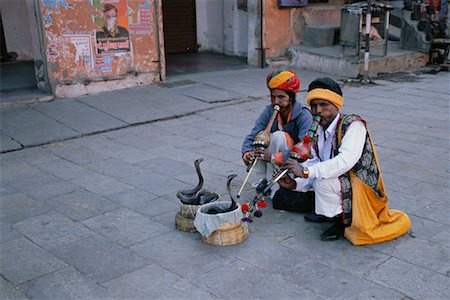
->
[95, 0, 130, 53]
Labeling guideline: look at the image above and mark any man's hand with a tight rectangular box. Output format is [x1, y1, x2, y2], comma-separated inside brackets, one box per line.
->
[278, 172, 296, 190]
[281, 159, 304, 177]
[242, 151, 254, 165]
[254, 148, 271, 162]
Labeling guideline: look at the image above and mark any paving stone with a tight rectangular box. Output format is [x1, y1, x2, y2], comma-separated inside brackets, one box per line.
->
[340, 286, 407, 300]
[14, 211, 94, 251]
[0, 193, 52, 223]
[429, 227, 450, 248]
[6, 174, 78, 200]
[137, 157, 203, 179]
[70, 170, 133, 196]
[195, 259, 319, 299]
[120, 170, 187, 196]
[0, 277, 29, 300]
[48, 144, 109, 165]
[107, 189, 178, 217]
[388, 238, 450, 275]
[130, 230, 234, 281]
[77, 92, 174, 124]
[0, 183, 17, 197]
[23, 267, 110, 300]
[1, 161, 47, 183]
[0, 106, 79, 146]
[51, 234, 147, 283]
[102, 264, 215, 299]
[366, 258, 450, 299]
[406, 215, 448, 240]
[218, 234, 314, 275]
[34, 157, 88, 180]
[1, 146, 58, 166]
[281, 227, 391, 276]
[411, 201, 450, 225]
[46, 190, 119, 221]
[173, 83, 245, 103]
[0, 222, 22, 243]
[283, 260, 374, 299]
[85, 141, 159, 164]
[0, 238, 66, 285]
[31, 99, 126, 134]
[199, 132, 244, 150]
[0, 131, 22, 152]
[81, 208, 170, 246]
[85, 158, 145, 179]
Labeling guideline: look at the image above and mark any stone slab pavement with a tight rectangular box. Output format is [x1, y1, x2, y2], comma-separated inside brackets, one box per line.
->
[0, 66, 449, 299]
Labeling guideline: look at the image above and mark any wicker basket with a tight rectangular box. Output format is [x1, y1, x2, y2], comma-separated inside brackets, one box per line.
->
[179, 203, 200, 219]
[175, 212, 197, 233]
[201, 221, 248, 246]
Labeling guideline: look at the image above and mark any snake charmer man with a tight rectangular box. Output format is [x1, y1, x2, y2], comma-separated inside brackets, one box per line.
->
[279, 77, 411, 244]
[241, 70, 314, 211]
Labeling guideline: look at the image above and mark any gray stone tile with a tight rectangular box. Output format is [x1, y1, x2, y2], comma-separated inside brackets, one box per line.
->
[195, 259, 320, 299]
[35, 157, 88, 180]
[31, 99, 126, 134]
[120, 170, 187, 196]
[0, 238, 66, 285]
[389, 238, 450, 275]
[47, 190, 118, 221]
[0, 277, 29, 300]
[430, 227, 450, 248]
[366, 258, 450, 299]
[0, 183, 17, 197]
[411, 201, 450, 225]
[137, 156, 204, 179]
[14, 211, 94, 251]
[1, 146, 58, 166]
[85, 158, 145, 179]
[102, 264, 215, 299]
[48, 144, 109, 165]
[0, 106, 79, 146]
[6, 174, 78, 200]
[173, 83, 245, 103]
[0, 131, 21, 152]
[77, 93, 173, 124]
[107, 189, 178, 217]
[0, 222, 22, 243]
[70, 170, 133, 196]
[219, 234, 314, 275]
[198, 132, 244, 150]
[340, 286, 407, 300]
[81, 208, 170, 246]
[51, 234, 147, 283]
[281, 227, 391, 276]
[0, 193, 52, 223]
[23, 267, 110, 300]
[85, 141, 159, 164]
[130, 230, 234, 281]
[407, 215, 448, 240]
[284, 260, 374, 299]
[1, 161, 47, 183]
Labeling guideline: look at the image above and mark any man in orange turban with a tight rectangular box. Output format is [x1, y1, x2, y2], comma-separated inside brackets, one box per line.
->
[241, 70, 313, 210]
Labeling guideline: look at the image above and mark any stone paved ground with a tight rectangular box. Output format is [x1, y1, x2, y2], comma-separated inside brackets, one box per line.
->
[0, 67, 449, 299]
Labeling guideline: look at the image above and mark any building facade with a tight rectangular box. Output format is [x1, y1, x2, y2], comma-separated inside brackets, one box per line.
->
[1, 0, 346, 98]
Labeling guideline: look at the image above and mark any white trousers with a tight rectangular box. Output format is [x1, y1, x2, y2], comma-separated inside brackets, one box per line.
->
[254, 131, 291, 197]
[312, 177, 343, 218]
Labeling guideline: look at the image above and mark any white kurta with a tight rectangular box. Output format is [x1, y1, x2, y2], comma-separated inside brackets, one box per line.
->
[294, 113, 367, 218]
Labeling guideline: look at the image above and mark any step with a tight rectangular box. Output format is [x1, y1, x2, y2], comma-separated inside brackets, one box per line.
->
[302, 24, 340, 48]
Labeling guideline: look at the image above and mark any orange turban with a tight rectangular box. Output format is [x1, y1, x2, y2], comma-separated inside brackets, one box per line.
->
[266, 70, 300, 94]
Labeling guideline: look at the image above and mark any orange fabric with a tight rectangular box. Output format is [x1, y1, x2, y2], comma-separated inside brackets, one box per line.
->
[344, 172, 411, 245]
[273, 152, 284, 165]
[284, 132, 294, 149]
[277, 109, 292, 128]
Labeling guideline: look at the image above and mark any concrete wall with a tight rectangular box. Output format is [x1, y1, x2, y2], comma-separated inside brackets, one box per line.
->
[38, 0, 163, 97]
[196, 0, 248, 57]
[0, 0, 35, 61]
[265, 0, 344, 58]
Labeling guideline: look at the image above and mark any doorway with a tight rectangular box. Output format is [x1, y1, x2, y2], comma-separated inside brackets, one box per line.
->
[0, 1, 50, 107]
[162, 0, 248, 76]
